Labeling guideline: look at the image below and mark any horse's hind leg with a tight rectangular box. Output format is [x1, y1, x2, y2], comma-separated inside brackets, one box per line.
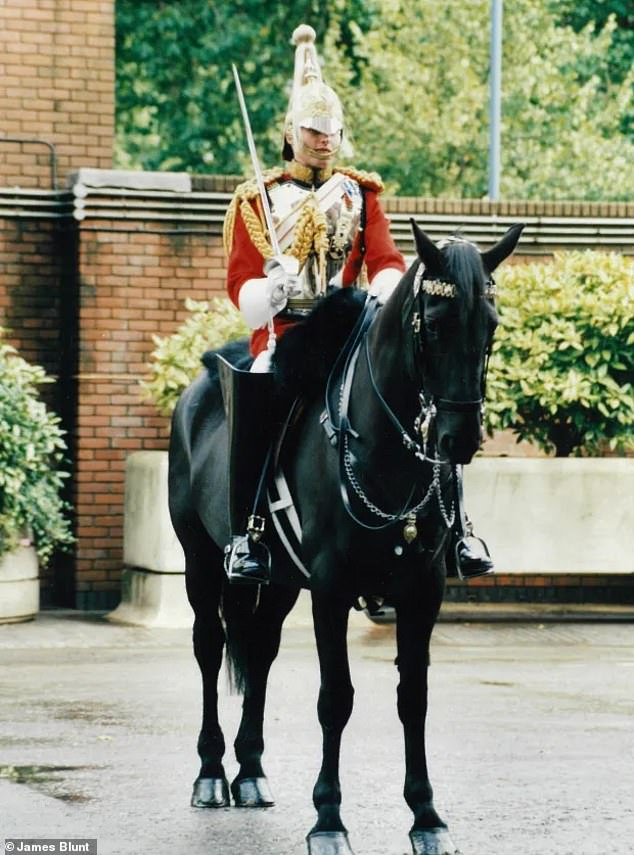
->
[182, 524, 229, 808]
[228, 583, 300, 808]
[306, 591, 355, 855]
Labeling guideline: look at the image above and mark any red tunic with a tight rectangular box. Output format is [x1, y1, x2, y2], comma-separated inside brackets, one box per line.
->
[226, 182, 405, 357]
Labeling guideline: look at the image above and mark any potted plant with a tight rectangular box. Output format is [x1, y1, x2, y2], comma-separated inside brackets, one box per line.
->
[487, 250, 634, 457]
[141, 296, 249, 415]
[133, 262, 633, 611]
[0, 331, 74, 622]
[462, 250, 634, 584]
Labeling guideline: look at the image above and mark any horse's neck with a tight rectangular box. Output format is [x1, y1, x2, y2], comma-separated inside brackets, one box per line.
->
[348, 285, 421, 467]
[364, 281, 419, 426]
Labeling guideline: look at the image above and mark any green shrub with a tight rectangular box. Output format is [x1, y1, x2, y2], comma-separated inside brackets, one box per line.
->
[488, 251, 634, 456]
[0, 332, 74, 563]
[141, 297, 249, 415]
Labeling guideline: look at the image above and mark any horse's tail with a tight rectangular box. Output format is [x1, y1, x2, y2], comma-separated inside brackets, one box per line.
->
[220, 584, 260, 695]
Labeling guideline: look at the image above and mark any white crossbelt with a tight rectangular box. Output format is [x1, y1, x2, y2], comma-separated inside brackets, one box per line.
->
[275, 172, 348, 251]
[267, 470, 311, 578]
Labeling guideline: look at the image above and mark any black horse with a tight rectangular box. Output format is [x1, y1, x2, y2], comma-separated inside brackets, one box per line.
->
[168, 221, 524, 855]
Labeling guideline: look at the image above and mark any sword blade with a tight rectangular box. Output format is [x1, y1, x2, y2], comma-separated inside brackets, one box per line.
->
[232, 63, 282, 257]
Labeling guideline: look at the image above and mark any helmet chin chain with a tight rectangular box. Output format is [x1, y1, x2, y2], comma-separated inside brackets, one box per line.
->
[293, 138, 341, 166]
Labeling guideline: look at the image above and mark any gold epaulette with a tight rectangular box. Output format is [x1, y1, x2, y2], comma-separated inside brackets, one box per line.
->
[222, 168, 285, 257]
[233, 167, 285, 201]
[335, 166, 384, 194]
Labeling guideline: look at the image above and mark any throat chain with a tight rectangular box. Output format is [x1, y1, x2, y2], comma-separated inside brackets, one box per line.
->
[342, 434, 455, 527]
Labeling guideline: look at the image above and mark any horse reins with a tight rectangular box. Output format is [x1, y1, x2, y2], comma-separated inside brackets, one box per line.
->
[321, 294, 454, 532]
[322, 262, 494, 532]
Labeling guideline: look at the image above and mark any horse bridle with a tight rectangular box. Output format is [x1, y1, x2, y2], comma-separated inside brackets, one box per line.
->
[322, 262, 495, 531]
[407, 262, 495, 443]
[374, 262, 495, 464]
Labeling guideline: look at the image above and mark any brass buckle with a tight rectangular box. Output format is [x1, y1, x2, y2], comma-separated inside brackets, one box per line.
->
[247, 514, 266, 542]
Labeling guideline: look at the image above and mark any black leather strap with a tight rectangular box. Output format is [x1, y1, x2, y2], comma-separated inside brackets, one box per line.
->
[452, 465, 467, 538]
[322, 294, 382, 446]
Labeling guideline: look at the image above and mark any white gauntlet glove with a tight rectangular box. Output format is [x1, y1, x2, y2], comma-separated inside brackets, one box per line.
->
[263, 256, 301, 309]
[238, 255, 301, 329]
[369, 267, 403, 304]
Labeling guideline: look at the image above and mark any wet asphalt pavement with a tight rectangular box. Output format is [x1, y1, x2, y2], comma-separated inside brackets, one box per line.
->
[1, 609, 633, 855]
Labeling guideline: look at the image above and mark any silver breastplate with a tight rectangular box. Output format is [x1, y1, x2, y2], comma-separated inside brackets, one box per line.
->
[269, 174, 364, 300]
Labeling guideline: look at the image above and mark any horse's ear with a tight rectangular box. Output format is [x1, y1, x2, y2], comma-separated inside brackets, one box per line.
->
[410, 219, 442, 275]
[481, 223, 525, 273]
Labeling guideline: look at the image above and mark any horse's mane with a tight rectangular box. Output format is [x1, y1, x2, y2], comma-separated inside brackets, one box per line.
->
[273, 287, 367, 400]
[200, 288, 366, 402]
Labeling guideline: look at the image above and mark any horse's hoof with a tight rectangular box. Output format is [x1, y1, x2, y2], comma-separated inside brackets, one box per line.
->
[410, 828, 461, 855]
[190, 776, 230, 808]
[231, 775, 275, 807]
[306, 831, 355, 855]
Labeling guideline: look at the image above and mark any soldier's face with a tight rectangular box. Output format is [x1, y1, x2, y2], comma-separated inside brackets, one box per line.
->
[294, 127, 341, 168]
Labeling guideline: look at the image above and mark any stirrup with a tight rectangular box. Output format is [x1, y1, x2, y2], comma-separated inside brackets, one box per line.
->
[454, 534, 494, 581]
[224, 534, 271, 586]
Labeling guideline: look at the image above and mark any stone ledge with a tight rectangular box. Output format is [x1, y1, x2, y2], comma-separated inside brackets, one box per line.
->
[68, 167, 191, 194]
[123, 451, 184, 574]
[116, 452, 633, 627]
[107, 568, 193, 629]
[465, 457, 633, 574]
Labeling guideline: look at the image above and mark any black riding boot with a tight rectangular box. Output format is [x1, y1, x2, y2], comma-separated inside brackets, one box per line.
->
[217, 354, 274, 585]
[451, 465, 494, 580]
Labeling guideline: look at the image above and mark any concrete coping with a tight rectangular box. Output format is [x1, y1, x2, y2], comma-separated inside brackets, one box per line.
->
[67, 168, 192, 194]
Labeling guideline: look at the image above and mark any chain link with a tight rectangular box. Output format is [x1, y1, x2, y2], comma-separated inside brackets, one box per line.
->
[342, 434, 454, 527]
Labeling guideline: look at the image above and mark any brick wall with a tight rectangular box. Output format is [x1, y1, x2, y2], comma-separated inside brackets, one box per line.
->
[72, 222, 227, 606]
[0, 0, 114, 189]
[0, 217, 62, 376]
[446, 574, 634, 605]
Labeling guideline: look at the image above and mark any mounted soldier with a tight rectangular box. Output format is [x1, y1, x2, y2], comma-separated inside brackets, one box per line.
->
[220, 24, 493, 585]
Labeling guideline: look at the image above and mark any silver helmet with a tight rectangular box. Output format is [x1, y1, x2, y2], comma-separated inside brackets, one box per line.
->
[282, 25, 344, 162]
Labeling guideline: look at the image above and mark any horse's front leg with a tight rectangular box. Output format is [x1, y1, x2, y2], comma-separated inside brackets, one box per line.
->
[231, 584, 300, 807]
[307, 591, 355, 855]
[396, 582, 461, 855]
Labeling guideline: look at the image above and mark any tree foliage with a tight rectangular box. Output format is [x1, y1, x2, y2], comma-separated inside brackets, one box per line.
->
[115, 0, 374, 174]
[115, 0, 634, 200]
[323, 0, 634, 198]
[553, 1, 633, 86]
[552, 0, 634, 138]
